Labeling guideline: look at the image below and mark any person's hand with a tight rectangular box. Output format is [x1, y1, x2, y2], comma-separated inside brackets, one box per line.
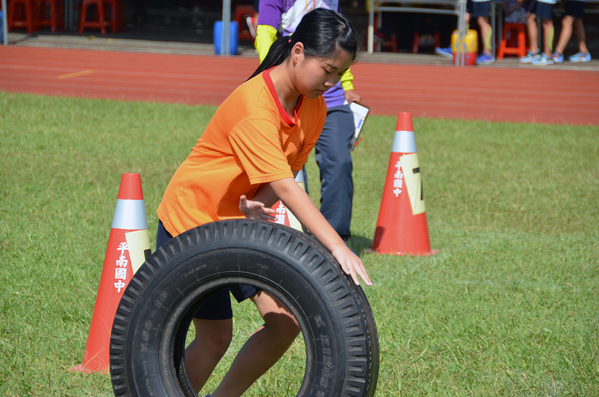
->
[331, 244, 373, 286]
[344, 89, 362, 104]
[239, 195, 276, 220]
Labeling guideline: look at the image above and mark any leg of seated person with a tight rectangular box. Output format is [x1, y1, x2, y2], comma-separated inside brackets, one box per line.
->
[573, 18, 589, 54]
[526, 13, 539, 53]
[555, 15, 574, 55]
[478, 16, 492, 54]
[541, 18, 554, 57]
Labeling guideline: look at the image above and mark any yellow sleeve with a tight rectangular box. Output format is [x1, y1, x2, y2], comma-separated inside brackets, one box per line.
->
[255, 25, 279, 63]
[341, 67, 355, 91]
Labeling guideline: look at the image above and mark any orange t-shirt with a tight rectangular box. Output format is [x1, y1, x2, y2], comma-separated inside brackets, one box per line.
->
[157, 69, 327, 236]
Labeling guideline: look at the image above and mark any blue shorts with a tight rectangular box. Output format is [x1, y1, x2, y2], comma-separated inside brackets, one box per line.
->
[467, 0, 490, 18]
[565, 0, 585, 19]
[156, 220, 258, 320]
[528, 0, 554, 20]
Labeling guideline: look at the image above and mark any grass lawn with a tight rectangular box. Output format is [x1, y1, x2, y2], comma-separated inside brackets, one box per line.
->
[1, 91, 598, 396]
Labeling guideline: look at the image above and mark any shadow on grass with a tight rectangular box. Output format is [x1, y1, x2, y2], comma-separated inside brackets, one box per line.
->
[347, 234, 373, 257]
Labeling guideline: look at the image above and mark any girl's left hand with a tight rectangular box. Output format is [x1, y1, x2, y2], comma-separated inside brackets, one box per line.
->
[239, 195, 276, 220]
[331, 244, 373, 286]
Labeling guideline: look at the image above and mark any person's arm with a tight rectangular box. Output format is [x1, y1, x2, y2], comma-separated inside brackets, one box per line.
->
[269, 177, 372, 286]
[336, 2, 361, 104]
[238, 171, 299, 220]
[254, 0, 282, 62]
[255, 24, 278, 62]
[342, 68, 362, 103]
[341, 68, 355, 91]
[239, 176, 372, 286]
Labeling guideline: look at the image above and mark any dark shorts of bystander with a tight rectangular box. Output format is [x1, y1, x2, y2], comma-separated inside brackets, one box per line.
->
[528, 0, 555, 20]
[565, 0, 585, 19]
[467, 0, 491, 18]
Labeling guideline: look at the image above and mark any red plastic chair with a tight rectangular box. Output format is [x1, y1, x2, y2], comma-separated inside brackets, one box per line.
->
[78, 0, 106, 34]
[373, 15, 397, 52]
[102, 0, 124, 33]
[497, 23, 527, 59]
[7, 0, 38, 33]
[412, 31, 440, 53]
[234, 5, 254, 41]
[36, 0, 63, 32]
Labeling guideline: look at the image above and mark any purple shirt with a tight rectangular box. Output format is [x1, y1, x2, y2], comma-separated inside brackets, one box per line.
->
[258, 0, 346, 108]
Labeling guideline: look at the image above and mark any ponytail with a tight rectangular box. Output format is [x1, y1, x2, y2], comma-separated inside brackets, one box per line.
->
[248, 36, 293, 80]
[248, 8, 358, 81]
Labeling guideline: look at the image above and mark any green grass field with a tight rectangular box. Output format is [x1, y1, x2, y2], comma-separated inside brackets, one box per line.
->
[1, 91, 598, 396]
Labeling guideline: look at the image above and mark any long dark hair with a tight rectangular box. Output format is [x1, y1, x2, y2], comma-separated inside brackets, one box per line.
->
[248, 8, 358, 80]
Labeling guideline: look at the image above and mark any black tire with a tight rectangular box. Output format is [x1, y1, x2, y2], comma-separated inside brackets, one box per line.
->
[110, 220, 379, 397]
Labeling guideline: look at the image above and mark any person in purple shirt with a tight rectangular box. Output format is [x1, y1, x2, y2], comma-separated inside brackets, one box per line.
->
[256, 0, 363, 241]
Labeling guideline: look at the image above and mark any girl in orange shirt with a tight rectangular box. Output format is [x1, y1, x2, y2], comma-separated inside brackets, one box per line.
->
[156, 9, 372, 397]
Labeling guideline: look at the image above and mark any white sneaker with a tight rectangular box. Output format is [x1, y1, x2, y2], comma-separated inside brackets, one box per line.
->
[520, 51, 541, 63]
[531, 54, 554, 66]
[569, 52, 591, 62]
[552, 52, 564, 63]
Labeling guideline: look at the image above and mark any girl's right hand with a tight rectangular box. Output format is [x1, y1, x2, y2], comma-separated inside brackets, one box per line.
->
[331, 244, 373, 287]
[239, 195, 276, 221]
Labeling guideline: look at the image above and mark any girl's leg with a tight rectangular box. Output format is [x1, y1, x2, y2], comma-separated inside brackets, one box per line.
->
[527, 13, 539, 53]
[541, 18, 554, 57]
[573, 18, 589, 53]
[555, 15, 574, 54]
[211, 291, 300, 397]
[477, 16, 492, 55]
[185, 318, 233, 393]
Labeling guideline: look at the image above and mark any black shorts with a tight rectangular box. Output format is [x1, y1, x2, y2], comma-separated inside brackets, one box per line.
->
[565, 0, 585, 19]
[528, 0, 554, 20]
[467, 0, 490, 18]
[156, 220, 258, 320]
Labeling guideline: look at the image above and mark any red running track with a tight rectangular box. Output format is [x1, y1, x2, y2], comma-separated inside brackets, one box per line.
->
[1, 46, 598, 125]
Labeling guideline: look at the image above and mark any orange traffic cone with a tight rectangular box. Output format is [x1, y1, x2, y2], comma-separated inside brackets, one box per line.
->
[70, 173, 151, 374]
[270, 171, 306, 231]
[371, 113, 437, 255]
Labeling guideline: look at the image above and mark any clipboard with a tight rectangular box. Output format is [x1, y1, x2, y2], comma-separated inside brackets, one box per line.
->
[349, 102, 369, 151]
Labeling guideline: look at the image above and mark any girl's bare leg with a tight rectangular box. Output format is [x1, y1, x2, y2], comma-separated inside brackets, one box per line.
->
[211, 291, 300, 397]
[541, 19, 554, 57]
[527, 13, 539, 53]
[555, 15, 573, 54]
[185, 318, 233, 393]
[573, 18, 589, 54]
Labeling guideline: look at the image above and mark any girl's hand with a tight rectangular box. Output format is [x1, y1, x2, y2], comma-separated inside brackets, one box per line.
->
[331, 244, 373, 287]
[239, 195, 276, 220]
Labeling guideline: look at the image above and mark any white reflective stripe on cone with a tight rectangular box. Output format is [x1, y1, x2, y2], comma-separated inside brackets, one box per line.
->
[112, 199, 148, 230]
[391, 130, 417, 153]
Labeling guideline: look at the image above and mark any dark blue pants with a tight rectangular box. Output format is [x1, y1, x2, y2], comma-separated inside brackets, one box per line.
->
[315, 104, 354, 240]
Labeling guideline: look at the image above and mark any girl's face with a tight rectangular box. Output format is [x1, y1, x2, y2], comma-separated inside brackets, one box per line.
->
[292, 44, 354, 99]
